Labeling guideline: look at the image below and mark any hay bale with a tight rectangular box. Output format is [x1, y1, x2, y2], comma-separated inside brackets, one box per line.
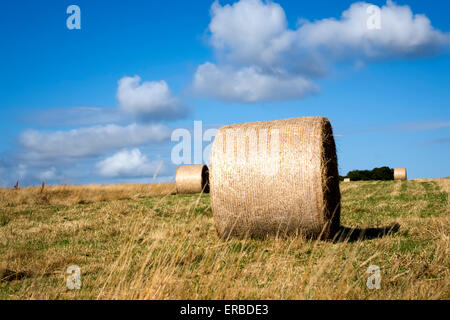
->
[210, 116, 341, 239]
[175, 165, 209, 194]
[344, 178, 351, 182]
[394, 168, 407, 181]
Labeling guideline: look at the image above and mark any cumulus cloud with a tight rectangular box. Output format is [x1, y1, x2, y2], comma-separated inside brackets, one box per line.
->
[0, 155, 64, 187]
[96, 148, 165, 178]
[28, 75, 189, 126]
[117, 76, 188, 121]
[20, 123, 170, 161]
[297, 1, 450, 60]
[194, 62, 318, 102]
[193, 0, 450, 102]
[209, 0, 289, 67]
[39, 167, 58, 181]
[9, 74, 186, 186]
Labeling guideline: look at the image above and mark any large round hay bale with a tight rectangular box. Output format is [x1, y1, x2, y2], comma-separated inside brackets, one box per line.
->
[175, 165, 209, 194]
[394, 168, 407, 181]
[210, 116, 341, 239]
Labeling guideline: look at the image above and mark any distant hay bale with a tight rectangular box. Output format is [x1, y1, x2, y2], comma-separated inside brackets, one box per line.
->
[344, 178, 351, 182]
[175, 165, 209, 194]
[394, 168, 407, 181]
[210, 116, 341, 239]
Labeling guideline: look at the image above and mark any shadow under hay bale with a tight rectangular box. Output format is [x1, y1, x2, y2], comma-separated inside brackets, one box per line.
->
[333, 223, 401, 243]
[175, 165, 209, 194]
[210, 116, 341, 240]
[394, 168, 407, 181]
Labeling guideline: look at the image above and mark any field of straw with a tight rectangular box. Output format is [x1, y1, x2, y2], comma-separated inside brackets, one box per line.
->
[0, 179, 449, 299]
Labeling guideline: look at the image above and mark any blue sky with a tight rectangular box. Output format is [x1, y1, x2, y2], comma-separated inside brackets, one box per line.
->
[0, 0, 449, 186]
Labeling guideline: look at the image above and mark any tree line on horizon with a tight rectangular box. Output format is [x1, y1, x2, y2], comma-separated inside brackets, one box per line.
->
[340, 166, 394, 181]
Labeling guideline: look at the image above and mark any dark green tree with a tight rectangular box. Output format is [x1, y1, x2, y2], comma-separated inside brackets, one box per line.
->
[345, 167, 394, 181]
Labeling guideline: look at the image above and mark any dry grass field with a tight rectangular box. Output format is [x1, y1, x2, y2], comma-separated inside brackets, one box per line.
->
[0, 179, 448, 299]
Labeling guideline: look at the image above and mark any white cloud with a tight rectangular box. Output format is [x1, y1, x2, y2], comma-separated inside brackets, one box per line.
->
[117, 76, 188, 121]
[20, 123, 170, 160]
[39, 167, 58, 181]
[0, 162, 25, 187]
[0, 155, 64, 186]
[193, 0, 450, 102]
[297, 1, 450, 60]
[193, 62, 318, 102]
[29, 75, 189, 126]
[209, 0, 290, 67]
[8, 73, 186, 186]
[96, 148, 165, 178]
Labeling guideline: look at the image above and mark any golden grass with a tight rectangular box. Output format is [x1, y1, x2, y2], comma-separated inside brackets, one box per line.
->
[0, 183, 176, 206]
[0, 179, 448, 299]
[414, 178, 450, 195]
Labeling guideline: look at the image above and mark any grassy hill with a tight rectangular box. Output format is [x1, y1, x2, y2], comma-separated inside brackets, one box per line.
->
[0, 179, 448, 299]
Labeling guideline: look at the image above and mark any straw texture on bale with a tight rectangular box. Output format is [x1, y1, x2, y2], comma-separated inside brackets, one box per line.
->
[394, 168, 407, 181]
[210, 116, 341, 239]
[175, 165, 209, 194]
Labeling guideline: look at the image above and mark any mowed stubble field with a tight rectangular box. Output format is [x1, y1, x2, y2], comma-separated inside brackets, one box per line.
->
[0, 179, 449, 299]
